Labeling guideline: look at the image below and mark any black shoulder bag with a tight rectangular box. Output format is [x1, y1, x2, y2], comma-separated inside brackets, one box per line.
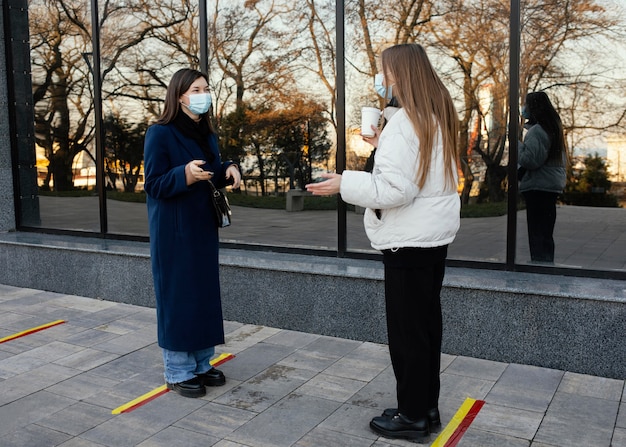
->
[208, 181, 232, 228]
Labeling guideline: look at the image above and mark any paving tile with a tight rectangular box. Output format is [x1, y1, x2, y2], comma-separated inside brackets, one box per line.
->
[45, 371, 121, 402]
[456, 427, 530, 446]
[224, 324, 282, 354]
[317, 403, 380, 441]
[0, 390, 76, 436]
[617, 401, 626, 428]
[557, 371, 624, 400]
[323, 342, 390, 381]
[214, 364, 311, 412]
[470, 402, 543, 440]
[218, 342, 294, 382]
[294, 425, 376, 446]
[277, 346, 344, 372]
[445, 355, 508, 382]
[81, 376, 162, 411]
[80, 392, 204, 447]
[60, 328, 127, 348]
[36, 401, 114, 436]
[53, 347, 123, 371]
[0, 352, 47, 378]
[296, 372, 367, 402]
[136, 425, 219, 447]
[58, 438, 108, 447]
[485, 363, 563, 412]
[90, 327, 156, 355]
[534, 392, 618, 447]
[212, 441, 253, 447]
[48, 295, 119, 313]
[26, 340, 86, 362]
[0, 363, 80, 405]
[264, 329, 321, 349]
[173, 401, 257, 438]
[612, 427, 626, 447]
[440, 353, 456, 371]
[348, 364, 396, 412]
[0, 310, 38, 328]
[439, 371, 496, 402]
[297, 335, 362, 358]
[227, 393, 341, 447]
[1, 422, 72, 447]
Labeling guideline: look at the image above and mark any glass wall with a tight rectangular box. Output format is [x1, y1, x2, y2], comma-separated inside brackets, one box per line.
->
[12, 0, 626, 276]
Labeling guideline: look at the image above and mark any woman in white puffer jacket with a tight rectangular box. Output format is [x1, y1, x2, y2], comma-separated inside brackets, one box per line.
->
[306, 43, 460, 442]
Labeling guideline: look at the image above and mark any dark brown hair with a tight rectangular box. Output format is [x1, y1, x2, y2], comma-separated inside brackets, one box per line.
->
[156, 68, 214, 132]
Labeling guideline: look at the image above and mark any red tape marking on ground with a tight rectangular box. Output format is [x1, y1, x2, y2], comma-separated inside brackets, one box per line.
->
[431, 397, 485, 447]
[111, 353, 235, 414]
[0, 320, 66, 344]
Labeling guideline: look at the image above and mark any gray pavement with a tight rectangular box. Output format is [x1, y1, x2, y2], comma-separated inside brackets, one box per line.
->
[0, 284, 624, 447]
[34, 196, 626, 272]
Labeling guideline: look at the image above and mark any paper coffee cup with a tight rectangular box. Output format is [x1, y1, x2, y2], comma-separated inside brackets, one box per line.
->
[361, 107, 381, 137]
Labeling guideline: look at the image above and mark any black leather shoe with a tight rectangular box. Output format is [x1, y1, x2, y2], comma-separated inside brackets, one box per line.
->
[166, 377, 206, 398]
[382, 408, 441, 432]
[196, 368, 226, 387]
[370, 413, 429, 441]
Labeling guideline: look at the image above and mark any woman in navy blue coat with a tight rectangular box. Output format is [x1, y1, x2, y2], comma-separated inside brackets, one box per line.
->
[144, 69, 241, 398]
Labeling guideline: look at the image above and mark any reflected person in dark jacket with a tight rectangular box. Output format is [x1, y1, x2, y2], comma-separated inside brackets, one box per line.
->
[518, 91, 567, 263]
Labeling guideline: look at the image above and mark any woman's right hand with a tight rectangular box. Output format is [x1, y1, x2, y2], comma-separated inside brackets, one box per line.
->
[185, 160, 213, 185]
[362, 124, 380, 148]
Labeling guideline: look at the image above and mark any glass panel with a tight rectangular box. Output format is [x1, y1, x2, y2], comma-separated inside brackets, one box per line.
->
[26, 0, 99, 232]
[342, 1, 510, 261]
[205, 0, 338, 250]
[516, 0, 626, 271]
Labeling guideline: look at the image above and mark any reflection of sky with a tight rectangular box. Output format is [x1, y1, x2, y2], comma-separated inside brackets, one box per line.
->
[573, 147, 607, 158]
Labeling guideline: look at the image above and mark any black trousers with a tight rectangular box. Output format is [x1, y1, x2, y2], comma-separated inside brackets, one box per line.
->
[383, 246, 447, 420]
[523, 191, 558, 262]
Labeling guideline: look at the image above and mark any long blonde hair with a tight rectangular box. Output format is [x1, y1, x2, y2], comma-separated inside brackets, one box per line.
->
[381, 44, 459, 189]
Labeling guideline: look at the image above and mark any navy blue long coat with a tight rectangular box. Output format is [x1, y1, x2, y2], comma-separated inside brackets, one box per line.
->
[143, 122, 232, 352]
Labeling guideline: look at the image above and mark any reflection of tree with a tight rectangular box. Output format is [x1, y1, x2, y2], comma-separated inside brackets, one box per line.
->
[210, 0, 296, 165]
[231, 98, 331, 195]
[103, 114, 147, 193]
[31, 0, 94, 191]
[29, 0, 190, 191]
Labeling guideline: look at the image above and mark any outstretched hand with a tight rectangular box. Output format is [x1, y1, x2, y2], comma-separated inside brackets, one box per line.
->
[305, 173, 342, 196]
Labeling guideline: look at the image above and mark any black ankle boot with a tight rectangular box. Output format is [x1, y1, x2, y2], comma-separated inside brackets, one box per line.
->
[370, 413, 430, 441]
[382, 407, 441, 431]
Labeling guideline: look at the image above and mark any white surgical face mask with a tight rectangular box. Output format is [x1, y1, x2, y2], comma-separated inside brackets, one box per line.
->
[183, 93, 212, 115]
[374, 73, 393, 100]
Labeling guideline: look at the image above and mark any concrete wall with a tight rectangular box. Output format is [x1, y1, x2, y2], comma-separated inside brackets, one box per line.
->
[0, 233, 623, 380]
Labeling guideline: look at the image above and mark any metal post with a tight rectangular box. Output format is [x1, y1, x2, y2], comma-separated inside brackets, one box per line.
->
[90, 0, 107, 234]
[336, 0, 347, 257]
[506, 0, 521, 269]
[199, 0, 208, 75]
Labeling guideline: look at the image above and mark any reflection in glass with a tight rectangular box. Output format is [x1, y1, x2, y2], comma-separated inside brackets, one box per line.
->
[26, 0, 99, 232]
[515, 0, 626, 271]
[19, 0, 625, 272]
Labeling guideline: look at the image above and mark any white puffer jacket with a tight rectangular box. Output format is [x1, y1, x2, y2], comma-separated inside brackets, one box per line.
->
[341, 109, 460, 251]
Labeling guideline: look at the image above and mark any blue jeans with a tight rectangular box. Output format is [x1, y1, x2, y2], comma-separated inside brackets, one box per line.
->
[162, 346, 216, 384]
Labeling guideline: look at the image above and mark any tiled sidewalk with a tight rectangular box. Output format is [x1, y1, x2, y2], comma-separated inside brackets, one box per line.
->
[0, 284, 624, 447]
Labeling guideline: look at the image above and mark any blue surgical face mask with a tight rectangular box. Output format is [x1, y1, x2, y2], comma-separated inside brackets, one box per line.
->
[183, 93, 212, 115]
[374, 73, 393, 100]
[521, 105, 531, 120]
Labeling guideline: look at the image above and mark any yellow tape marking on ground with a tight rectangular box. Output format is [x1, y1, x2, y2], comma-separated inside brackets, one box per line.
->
[0, 320, 66, 344]
[430, 397, 477, 447]
[111, 352, 235, 414]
